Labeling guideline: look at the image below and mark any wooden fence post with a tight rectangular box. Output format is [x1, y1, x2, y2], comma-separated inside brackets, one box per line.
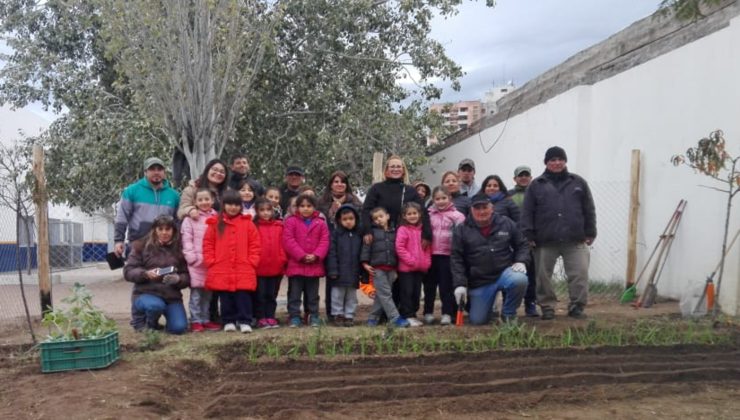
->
[372, 152, 384, 184]
[625, 149, 641, 286]
[33, 144, 52, 313]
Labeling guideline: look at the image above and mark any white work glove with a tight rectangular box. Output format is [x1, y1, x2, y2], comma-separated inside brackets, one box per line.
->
[454, 286, 467, 305]
[512, 262, 527, 274]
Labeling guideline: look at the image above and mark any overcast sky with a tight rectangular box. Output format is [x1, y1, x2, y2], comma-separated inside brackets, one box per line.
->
[423, 0, 661, 103]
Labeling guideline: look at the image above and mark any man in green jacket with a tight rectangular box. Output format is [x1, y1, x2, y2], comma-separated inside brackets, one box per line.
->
[113, 157, 180, 257]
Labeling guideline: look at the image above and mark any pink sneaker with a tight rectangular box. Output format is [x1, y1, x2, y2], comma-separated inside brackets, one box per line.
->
[190, 322, 204, 332]
[202, 321, 222, 331]
[257, 318, 270, 329]
[267, 318, 280, 329]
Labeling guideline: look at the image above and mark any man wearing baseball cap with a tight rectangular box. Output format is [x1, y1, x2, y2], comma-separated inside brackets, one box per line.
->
[520, 146, 596, 320]
[508, 164, 538, 317]
[457, 158, 480, 197]
[280, 165, 306, 212]
[113, 157, 180, 258]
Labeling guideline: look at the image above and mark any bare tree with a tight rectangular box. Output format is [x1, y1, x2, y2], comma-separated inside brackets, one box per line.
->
[0, 142, 36, 343]
[101, 0, 279, 177]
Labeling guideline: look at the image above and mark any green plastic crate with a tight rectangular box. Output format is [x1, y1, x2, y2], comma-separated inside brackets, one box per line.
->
[40, 331, 120, 373]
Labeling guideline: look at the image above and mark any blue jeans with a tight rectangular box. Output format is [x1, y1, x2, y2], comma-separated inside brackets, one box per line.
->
[133, 294, 188, 334]
[468, 268, 528, 325]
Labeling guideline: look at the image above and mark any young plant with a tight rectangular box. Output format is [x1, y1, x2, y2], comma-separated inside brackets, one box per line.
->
[41, 283, 117, 341]
[673, 130, 740, 315]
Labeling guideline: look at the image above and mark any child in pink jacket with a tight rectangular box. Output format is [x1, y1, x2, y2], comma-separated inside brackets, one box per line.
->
[282, 194, 330, 328]
[180, 188, 220, 332]
[427, 186, 466, 325]
[396, 202, 432, 327]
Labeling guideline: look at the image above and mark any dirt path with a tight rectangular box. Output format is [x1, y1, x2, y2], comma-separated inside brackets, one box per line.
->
[2, 344, 739, 419]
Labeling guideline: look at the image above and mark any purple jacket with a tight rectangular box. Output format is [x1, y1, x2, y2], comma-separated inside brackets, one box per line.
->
[429, 204, 466, 256]
[282, 212, 330, 277]
[396, 224, 432, 273]
[180, 209, 217, 288]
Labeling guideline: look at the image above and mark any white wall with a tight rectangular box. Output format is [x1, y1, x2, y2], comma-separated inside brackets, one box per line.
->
[423, 16, 740, 315]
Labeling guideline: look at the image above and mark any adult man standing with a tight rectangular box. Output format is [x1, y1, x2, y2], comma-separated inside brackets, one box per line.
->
[457, 158, 480, 197]
[509, 165, 538, 317]
[451, 194, 529, 324]
[520, 147, 596, 320]
[114, 157, 180, 257]
[280, 165, 305, 212]
[228, 153, 264, 195]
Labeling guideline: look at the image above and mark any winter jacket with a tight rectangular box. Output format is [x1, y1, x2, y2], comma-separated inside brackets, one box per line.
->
[326, 205, 363, 288]
[279, 184, 300, 214]
[360, 226, 397, 268]
[180, 208, 217, 288]
[203, 214, 261, 292]
[177, 181, 224, 220]
[255, 218, 287, 277]
[459, 180, 480, 197]
[451, 213, 530, 290]
[520, 170, 597, 245]
[124, 241, 190, 303]
[114, 178, 179, 243]
[396, 224, 432, 273]
[451, 192, 471, 217]
[361, 179, 432, 241]
[489, 192, 521, 222]
[429, 204, 466, 256]
[282, 212, 330, 277]
[317, 193, 363, 231]
[509, 185, 526, 208]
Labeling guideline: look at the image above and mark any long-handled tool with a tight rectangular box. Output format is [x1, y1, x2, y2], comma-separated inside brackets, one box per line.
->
[692, 229, 740, 315]
[621, 199, 686, 303]
[456, 296, 466, 327]
[635, 199, 687, 308]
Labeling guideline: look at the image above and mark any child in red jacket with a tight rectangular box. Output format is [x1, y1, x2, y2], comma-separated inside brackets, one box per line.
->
[254, 198, 286, 329]
[203, 190, 261, 333]
[396, 202, 432, 327]
[282, 194, 330, 328]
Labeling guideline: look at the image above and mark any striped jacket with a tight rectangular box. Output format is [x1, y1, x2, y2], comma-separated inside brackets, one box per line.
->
[114, 178, 180, 243]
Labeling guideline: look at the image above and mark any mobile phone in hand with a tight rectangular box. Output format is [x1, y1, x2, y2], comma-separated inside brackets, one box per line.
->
[157, 266, 176, 276]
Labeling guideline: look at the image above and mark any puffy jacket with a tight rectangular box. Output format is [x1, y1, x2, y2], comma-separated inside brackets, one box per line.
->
[180, 208, 217, 288]
[396, 224, 432, 273]
[451, 192, 471, 217]
[255, 218, 287, 277]
[123, 241, 190, 302]
[282, 212, 330, 277]
[429, 204, 466, 256]
[326, 205, 363, 288]
[451, 213, 530, 290]
[361, 179, 432, 241]
[488, 192, 521, 222]
[203, 214, 261, 292]
[177, 181, 224, 220]
[520, 170, 597, 245]
[114, 178, 179, 243]
[360, 226, 397, 267]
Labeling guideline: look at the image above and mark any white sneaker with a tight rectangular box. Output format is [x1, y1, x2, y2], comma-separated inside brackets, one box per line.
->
[239, 323, 253, 333]
[223, 323, 237, 332]
[440, 314, 452, 325]
[407, 317, 423, 327]
[423, 314, 435, 325]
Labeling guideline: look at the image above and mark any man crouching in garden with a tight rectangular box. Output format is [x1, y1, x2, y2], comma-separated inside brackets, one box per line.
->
[451, 194, 530, 324]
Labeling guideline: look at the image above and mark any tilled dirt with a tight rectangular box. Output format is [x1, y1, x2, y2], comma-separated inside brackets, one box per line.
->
[3, 344, 738, 419]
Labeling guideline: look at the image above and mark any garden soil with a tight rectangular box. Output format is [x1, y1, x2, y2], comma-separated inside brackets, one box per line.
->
[1, 342, 739, 419]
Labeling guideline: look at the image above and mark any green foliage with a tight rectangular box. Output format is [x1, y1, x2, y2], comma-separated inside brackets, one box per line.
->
[658, 0, 724, 20]
[41, 283, 118, 342]
[138, 330, 163, 352]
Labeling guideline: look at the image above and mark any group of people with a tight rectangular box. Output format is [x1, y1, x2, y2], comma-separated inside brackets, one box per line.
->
[114, 146, 596, 334]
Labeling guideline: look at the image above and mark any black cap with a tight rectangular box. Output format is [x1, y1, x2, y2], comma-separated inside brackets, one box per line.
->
[286, 166, 305, 176]
[544, 146, 567, 164]
[470, 194, 491, 207]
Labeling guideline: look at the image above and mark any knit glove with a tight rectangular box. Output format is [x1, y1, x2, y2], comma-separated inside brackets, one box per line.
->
[454, 287, 467, 305]
[162, 274, 180, 285]
[512, 263, 527, 274]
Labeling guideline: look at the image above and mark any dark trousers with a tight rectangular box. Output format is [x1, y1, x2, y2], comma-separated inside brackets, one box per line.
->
[219, 291, 252, 324]
[324, 277, 333, 318]
[525, 255, 537, 305]
[398, 271, 423, 319]
[287, 276, 320, 318]
[427, 255, 456, 316]
[208, 297, 221, 323]
[255, 276, 281, 319]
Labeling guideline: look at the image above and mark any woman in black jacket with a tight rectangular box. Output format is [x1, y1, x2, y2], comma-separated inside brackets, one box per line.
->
[480, 174, 520, 222]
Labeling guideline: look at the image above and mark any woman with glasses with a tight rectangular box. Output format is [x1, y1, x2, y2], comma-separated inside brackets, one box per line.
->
[124, 214, 190, 334]
[177, 159, 230, 220]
